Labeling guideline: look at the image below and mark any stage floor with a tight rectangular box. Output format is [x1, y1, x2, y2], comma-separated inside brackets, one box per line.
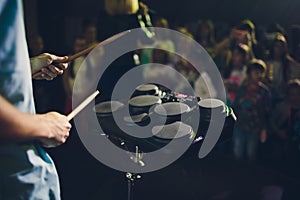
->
[48, 131, 300, 200]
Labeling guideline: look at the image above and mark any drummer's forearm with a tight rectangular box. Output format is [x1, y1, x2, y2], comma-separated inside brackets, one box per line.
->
[0, 95, 42, 144]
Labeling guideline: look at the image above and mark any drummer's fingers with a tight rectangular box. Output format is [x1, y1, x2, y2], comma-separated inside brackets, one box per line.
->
[48, 65, 64, 75]
[54, 131, 69, 145]
[41, 67, 58, 79]
[41, 73, 54, 81]
[33, 74, 44, 80]
[62, 131, 70, 142]
[56, 62, 68, 71]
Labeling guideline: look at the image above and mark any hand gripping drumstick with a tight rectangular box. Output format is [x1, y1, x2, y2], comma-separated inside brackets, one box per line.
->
[67, 90, 100, 121]
[35, 90, 99, 148]
[32, 30, 131, 79]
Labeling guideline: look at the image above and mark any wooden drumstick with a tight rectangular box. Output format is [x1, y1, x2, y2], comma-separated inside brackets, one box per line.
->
[32, 30, 131, 79]
[67, 90, 100, 121]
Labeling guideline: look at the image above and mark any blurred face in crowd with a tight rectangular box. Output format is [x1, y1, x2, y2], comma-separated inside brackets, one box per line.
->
[249, 68, 264, 83]
[73, 38, 87, 53]
[231, 49, 245, 68]
[84, 25, 97, 44]
[200, 23, 210, 39]
[176, 27, 193, 55]
[233, 29, 250, 45]
[295, 46, 300, 62]
[29, 35, 44, 56]
[154, 18, 168, 28]
[152, 49, 168, 64]
[273, 40, 285, 58]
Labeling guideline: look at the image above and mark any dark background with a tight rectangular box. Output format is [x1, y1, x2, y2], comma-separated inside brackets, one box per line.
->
[24, 0, 300, 54]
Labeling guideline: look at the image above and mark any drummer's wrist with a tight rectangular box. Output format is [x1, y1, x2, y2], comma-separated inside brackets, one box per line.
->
[21, 113, 47, 140]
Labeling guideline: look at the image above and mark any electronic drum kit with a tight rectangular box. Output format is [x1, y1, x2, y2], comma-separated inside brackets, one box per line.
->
[93, 83, 236, 200]
[93, 83, 236, 157]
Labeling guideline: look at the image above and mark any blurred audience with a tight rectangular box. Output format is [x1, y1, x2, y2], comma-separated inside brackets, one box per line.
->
[232, 59, 271, 162]
[269, 79, 300, 178]
[194, 19, 216, 57]
[140, 17, 175, 64]
[265, 33, 300, 105]
[173, 27, 200, 94]
[223, 43, 251, 105]
[235, 19, 266, 59]
[143, 46, 178, 90]
[295, 44, 300, 63]
[28, 34, 44, 57]
[82, 19, 98, 47]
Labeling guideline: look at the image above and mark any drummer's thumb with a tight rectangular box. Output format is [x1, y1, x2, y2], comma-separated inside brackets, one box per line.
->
[53, 55, 69, 63]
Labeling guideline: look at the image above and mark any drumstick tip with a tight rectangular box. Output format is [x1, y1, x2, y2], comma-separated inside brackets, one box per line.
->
[66, 90, 100, 121]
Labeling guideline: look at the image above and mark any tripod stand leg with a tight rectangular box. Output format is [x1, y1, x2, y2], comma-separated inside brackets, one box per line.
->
[126, 172, 142, 200]
[127, 177, 134, 200]
[126, 172, 134, 200]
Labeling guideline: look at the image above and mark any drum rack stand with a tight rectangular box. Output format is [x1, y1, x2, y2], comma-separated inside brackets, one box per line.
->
[125, 145, 144, 200]
[108, 134, 144, 200]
